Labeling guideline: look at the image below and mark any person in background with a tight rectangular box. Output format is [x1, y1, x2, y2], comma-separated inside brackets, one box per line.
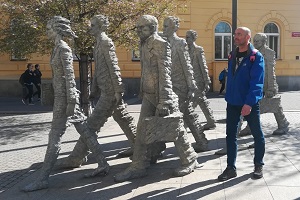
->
[218, 27, 265, 181]
[33, 64, 42, 101]
[219, 68, 227, 95]
[22, 63, 35, 105]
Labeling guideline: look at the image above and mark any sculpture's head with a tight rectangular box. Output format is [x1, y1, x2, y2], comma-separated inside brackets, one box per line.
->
[136, 15, 158, 41]
[90, 15, 109, 36]
[253, 33, 267, 50]
[46, 16, 77, 40]
[163, 16, 179, 38]
[186, 30, 198, 45]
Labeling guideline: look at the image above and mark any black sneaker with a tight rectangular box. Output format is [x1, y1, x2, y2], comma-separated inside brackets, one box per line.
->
[253, 165, 263, 179]
[218, 167, 237, 181]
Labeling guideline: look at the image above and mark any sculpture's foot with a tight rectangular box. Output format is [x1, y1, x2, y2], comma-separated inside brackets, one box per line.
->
[22, 180, 49, 192]
[203, 123, 216, 130]
[272, 125, 289, 135]
[192, 142, 208, 153]
[116, 147, 134, 158]
[239, 127, 251, 137]
[150, 153, 163, 164]
[173, 160, 203, 177]
[55, 156, 86, 169]
[114, 167, 147, 182]
[84, 164, 110, 178]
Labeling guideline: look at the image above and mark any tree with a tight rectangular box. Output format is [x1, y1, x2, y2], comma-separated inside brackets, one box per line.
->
[0, 0, 187, 115]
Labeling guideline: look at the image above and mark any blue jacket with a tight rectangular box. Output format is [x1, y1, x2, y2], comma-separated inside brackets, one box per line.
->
[225, 43, 264, 106]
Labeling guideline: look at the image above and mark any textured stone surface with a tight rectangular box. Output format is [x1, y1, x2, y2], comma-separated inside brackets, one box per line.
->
[143, 112, 183, 144]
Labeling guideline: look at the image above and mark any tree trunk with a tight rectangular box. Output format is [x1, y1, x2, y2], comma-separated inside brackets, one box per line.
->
[79, 53, 92, 116]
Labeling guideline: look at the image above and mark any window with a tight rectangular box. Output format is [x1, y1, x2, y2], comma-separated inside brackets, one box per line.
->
[10, 53, 26, 61]
[264, 23, 280, 58]
[132, 50, 140, 61]
[215, 22, 232, 60]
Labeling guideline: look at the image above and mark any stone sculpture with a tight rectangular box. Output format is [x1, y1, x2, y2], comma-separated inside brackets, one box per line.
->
[56, 15, 137, 169]
[239, 33, 289, 136]
[186, 30, 216, 130]
[114, 15, 200, 182]
[162, 17, 208, 152]
[23, 16, 108, 192]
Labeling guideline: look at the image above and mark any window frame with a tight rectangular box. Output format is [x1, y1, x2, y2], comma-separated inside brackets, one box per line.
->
[264, 22, 280, 59]
[214, 21, 232, 61]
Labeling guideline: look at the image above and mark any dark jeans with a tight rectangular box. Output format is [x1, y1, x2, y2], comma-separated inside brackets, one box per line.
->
[24, 84, 33, 103]
[219, 80, 225, 94]
[33, 83, 41, 98]
[226, 103, 265, 169]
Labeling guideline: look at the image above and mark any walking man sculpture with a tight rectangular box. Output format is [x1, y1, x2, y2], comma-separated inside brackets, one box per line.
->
[57, 15, 137, 169]
[23, 16, 108, 192]
[114, 15, 200, 182]
[186, 29, 216, 130]
[162, 17, 208, 152]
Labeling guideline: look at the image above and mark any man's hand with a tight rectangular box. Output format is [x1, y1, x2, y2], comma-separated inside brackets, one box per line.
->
[156, 103, 170, 117]
[114, 92, 122, 105]
[241, 104, 252, 116]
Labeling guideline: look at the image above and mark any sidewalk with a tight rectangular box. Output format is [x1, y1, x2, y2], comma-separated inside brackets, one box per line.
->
[0, 91, 299, 200]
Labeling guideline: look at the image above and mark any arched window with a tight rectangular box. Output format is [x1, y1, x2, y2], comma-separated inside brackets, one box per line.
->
[264, 22, 280, 58]
[215, 22, 232, 60]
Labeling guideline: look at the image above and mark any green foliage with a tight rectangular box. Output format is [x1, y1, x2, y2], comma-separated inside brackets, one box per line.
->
[0, 0, 186, 57]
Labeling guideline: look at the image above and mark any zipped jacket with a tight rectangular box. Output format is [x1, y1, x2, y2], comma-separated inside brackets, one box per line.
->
[225, 43, 265, 107]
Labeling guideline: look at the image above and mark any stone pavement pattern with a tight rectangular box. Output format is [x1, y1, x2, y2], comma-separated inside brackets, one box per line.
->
[0, 91, 300, 200]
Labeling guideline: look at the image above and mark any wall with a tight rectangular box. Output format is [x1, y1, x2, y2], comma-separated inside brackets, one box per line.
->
[1, 0, 300, 96]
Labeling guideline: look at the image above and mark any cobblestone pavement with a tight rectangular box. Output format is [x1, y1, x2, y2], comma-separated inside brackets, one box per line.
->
[0, 91, 299, 199]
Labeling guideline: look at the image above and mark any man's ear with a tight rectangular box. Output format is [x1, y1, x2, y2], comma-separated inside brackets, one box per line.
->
[247, 35, 251, 42]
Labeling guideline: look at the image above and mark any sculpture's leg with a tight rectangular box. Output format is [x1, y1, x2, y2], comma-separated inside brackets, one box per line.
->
[56, 94, 115, 168]
[183, 101, 208, 152]
[239, 123, 251, 137]
[198, 96, 216, 130]
[173, 127, 201, 176]
[114, 98, 155, 182]
[23, 122, 66, 192]
[73, 122, 109, 177]
[55, 136, 89, 169]
[273, 105, 289, 135]
[113, 100, 137, 157]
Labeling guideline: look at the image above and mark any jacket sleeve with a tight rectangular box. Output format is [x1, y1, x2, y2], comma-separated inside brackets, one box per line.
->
[177, 40, 197, 90]
[196, 46, 211, 84]
[245, 52, 265, 106]
[264, 48, 278, 93]
[102, 39, 124, 93]
[60, 44, 79, 104]
[154, 39, 174, 105]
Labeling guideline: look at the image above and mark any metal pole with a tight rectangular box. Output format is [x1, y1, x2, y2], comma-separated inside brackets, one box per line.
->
[232, 0, 237, 51]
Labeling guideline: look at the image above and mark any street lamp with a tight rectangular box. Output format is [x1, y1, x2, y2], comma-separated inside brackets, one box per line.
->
[232, 0, 237, 51]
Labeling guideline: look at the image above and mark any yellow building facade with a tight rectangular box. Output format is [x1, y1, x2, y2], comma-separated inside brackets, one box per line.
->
[1, 0, 300, 96]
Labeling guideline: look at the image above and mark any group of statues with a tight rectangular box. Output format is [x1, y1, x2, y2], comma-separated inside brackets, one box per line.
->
[22, 14, 289, 192]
